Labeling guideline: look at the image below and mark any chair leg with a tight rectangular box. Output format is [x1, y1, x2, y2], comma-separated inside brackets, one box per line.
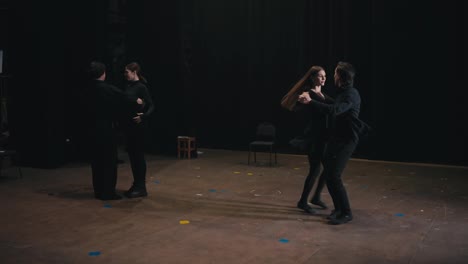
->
[17, 153, 22, 178]
[248, 147, 251, 165]
[191, 140, 196, 159]
[269, 146, 272, 166]
[177, 141, 181, 159]
[0, 155, 22, 179]
[187, 142, 191, 159]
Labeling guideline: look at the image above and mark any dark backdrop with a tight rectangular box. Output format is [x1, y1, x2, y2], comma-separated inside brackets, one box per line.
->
[2, 0, 467, 168]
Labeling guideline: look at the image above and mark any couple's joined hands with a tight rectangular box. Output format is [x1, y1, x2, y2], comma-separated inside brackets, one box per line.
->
[134, 98, 144, 123]
[133, 113, 143, 124]
[298, 92, 312, 104]
[298, 90, 325, 104]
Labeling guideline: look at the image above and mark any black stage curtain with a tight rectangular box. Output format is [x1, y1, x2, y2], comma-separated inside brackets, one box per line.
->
[7, 0, 106, 167]
[126, 0, 466, 165]
[6, 0, 467, 166]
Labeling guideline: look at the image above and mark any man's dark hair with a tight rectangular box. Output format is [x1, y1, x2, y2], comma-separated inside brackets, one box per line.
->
[336, 61, 355, 87]
[88, 61, 106, 79]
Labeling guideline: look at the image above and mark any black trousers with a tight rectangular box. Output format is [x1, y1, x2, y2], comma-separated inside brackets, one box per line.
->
[91, 139, 118, 198]
[298, 140, 327, 203]
[322, 139, 358, 215]
[125, 124, 147, 190]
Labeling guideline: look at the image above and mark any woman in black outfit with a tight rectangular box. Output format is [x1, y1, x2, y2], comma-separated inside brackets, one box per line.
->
[122, 62, 155, 198]
[281, 65, 333, 214]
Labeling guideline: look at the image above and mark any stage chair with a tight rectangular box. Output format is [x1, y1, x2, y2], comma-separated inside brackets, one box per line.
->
[248, 122, 277, 166]
[0, 148, 22, 179]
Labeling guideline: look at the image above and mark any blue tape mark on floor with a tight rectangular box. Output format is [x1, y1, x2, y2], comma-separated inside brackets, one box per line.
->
[278, 238, 289, 243]
[208, 189, 217, 193]
[220, 190, 227, 193]
[154, 180, 160, 184]
[88, 251, 101, 256]
[103, 204, 112, 208]
[395, 213, 405, 217]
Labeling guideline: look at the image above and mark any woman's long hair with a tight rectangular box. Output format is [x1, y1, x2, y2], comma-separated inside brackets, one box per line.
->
[280, 65, 324, 111]
[126, 62, 148, 83]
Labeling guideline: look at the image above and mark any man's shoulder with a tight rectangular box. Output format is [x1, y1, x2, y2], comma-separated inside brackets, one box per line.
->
[98, 81, 118, 89]
[347, 87, 360, 97]
[95, 81, 122, 95]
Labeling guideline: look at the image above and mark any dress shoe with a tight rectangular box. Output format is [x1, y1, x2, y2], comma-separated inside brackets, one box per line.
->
[327, 210, 340, 220]
[328, 214, 353, 225]
[124, 189, 148, 198]
[310, 199, 328, 209]
[297, 201, 316, 214]
[99, 193, 122, 201]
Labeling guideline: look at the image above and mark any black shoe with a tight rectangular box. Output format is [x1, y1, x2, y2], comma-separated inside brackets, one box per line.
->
[124, 188, 148, 198]
[328, 214, 353, 225]
[99, 193, 122, 200]
[297, 201, 316, 214]
[310, 199, 328, 209]
[327, 210, 341, 220]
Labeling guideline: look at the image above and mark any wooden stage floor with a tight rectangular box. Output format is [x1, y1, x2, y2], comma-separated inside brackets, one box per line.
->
[1, 148, 467, 264]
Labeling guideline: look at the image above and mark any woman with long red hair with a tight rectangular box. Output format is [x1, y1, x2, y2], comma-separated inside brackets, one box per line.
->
[282, 65, 333, 214]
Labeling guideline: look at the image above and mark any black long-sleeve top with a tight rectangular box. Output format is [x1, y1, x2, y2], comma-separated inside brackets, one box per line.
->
[124, 80, 154, 121]
[309, 86, 362, 142]
[294, 88, 334, 143]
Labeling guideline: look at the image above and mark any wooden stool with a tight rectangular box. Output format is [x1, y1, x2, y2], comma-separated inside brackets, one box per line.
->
[177, 136, 196, 159]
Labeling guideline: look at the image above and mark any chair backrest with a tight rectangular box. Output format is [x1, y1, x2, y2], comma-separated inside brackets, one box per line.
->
[256, 122, 276, 141]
